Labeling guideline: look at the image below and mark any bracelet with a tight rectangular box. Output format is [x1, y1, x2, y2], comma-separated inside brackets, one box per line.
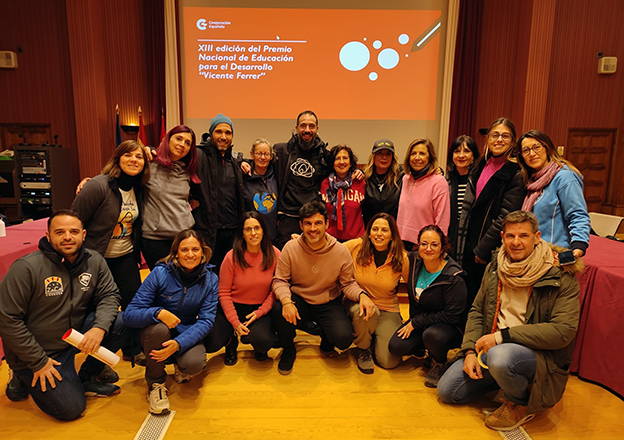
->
[282, 301, 293, 306]
[465, 350, 476, 356]
[359, 291, 369, 299]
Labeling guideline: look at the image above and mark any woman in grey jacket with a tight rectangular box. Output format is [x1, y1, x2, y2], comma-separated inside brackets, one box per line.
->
[141, 125, 202, 269]
[72, 140, 150, 310]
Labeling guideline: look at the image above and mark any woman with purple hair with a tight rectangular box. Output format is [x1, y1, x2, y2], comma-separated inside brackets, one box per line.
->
[141, 125, 202, 269]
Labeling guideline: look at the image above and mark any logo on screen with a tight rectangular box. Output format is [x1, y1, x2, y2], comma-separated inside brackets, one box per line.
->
[196, 18, 232, 30]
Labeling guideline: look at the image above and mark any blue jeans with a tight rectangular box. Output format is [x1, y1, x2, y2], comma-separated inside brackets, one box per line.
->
[14, 312, 127, 421]
[437, 343, 537, 406]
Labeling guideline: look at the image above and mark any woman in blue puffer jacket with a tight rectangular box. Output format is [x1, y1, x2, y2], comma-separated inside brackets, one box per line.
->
[517, 130, 591, 259]
[124, 229, 218, 415]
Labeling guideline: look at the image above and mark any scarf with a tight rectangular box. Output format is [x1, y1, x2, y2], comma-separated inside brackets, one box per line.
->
[522, 161, 562, 211]
[475, 155, 507, 199]
[409, 163, 432, 181]
[326, 172, 352, 230]
[497, 238, 554, 288]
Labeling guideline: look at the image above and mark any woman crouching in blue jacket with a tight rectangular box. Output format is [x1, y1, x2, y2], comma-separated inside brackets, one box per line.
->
[124, 229, 218, 415]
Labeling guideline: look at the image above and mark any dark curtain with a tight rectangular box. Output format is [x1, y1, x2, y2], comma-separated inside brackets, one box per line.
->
[144, 0, 166, 147]
[448, 0, 483, 145]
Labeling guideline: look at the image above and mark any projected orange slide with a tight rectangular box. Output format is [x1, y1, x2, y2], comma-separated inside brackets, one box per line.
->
[183, 7, 441, 120]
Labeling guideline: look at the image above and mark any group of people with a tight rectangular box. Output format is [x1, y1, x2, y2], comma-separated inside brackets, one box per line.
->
[0, 111, 588, 433]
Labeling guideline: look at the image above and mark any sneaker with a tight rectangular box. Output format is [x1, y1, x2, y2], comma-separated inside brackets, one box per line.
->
[173, 364, 192, 384]
[424, 359, 445, 388]
[357, 348, 374, 374]
[254, 351, 269, 362]
[422, 355, 432, 369]
[278, 346, 296, 375]
[96, 365, 120, 384]
[122, 352, 147, 366]
[301, 320, 321, 336]
[484, 400, 535, 431]
[83, 379, 121, 397]
[319, 338, 338, 357]
[147, 383, 170, 415]
[6, 369, 29, 402]
[224, 333, 239, 366]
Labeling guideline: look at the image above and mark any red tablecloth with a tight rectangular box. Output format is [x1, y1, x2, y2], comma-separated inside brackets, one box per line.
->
[572, 235, 624, 398]
[0, 218, 49, 362]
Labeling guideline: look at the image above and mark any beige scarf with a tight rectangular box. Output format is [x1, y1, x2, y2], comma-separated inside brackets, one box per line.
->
[497, 238, 554, 288]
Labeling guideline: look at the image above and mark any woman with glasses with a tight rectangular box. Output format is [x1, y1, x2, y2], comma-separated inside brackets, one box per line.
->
[204, 212, 280, 364]
[446, 136, 481, 258]
[344, 213, 409, 374]
[455, 118, 526, 308]
[243, 139, 279, 242]
[388, 225, 467, 388]
[320, 144, 366, 241]
[397, 138, 451, 251]
[516, 130, 590, 257]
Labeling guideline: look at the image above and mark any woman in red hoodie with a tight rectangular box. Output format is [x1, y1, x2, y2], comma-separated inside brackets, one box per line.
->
[320, 144, 366, 242]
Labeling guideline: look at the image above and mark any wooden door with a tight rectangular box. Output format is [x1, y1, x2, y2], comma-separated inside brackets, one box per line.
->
[566, 129, 615, 213]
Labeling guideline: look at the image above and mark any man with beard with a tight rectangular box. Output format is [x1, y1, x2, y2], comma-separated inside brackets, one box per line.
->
[273, 111, 332, 249]
[192, 113, 245, 273]
[0, 210, 127, 421]
[272, 201, 377, 375]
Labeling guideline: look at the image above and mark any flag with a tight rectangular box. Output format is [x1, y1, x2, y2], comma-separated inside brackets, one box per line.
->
[138, 106, 148, 146]
[160, 108, 166, 143]
[115, 105, 122, 148]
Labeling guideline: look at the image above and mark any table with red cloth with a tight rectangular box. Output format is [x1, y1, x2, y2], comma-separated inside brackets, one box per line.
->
[0, 218, 49, 363]
[572, 235, 624, 398]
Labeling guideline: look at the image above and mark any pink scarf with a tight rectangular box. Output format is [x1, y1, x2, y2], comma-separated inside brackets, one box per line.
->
[522, 161, 562, 211]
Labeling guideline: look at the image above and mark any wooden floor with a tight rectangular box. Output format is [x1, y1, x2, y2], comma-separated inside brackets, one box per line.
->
[1, 329, 623, 440]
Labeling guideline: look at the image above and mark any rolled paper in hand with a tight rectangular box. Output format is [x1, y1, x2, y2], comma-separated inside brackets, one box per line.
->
[62, 328, 120, 367]
[477, 350, 489, 369]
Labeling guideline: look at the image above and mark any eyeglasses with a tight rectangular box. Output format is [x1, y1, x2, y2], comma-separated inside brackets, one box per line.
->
[521, 143, 544, 156]
[488, 132, 512, 143]
[419, 242, 441, 250]
[243, 226, 262, 234]
[253, 152, 272, 158]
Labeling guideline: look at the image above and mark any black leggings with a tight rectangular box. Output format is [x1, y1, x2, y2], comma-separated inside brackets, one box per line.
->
[141, 238, 174, 270]
[388, 322, 462, 363]
[204, 303, 275, 354]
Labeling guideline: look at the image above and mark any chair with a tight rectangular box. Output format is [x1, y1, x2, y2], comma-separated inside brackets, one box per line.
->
[589, 212, 624, 238]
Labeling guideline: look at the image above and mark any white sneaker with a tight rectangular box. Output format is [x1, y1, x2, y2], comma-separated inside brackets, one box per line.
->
[173, 364, 193, 384]
[147, 383, 170, 414]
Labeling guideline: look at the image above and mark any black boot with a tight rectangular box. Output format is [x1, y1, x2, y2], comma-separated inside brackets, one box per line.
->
[224, 333, 239, 366]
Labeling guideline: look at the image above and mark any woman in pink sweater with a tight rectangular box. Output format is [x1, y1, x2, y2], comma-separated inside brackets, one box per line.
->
[397, 138, 450, 251]
[204, 212, 280, 363]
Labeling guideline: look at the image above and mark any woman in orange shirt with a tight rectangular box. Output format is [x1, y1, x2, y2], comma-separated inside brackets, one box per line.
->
[344, 213, 409, 374]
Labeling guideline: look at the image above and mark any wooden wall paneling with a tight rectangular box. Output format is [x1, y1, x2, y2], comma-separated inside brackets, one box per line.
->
[101, 0, 153, 149]
[566, 129, 614, 213]
[66, 0, 111, 179]
[0, 0, 79, 187]
[545, 0, 624, 148]
[522, 0, 556, 131]
[0, 123, 51, 151]
[473, 0, 531, 141]
[607, 115, 624, 214]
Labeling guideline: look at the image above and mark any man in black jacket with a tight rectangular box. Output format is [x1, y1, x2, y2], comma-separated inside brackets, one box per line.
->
[192, 113, 245, 273]
[0, 210, 127, 421]
[273, 110, 331, 249]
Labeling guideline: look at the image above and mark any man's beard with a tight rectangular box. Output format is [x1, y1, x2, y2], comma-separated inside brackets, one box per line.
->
[298, 133, 316, 150]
